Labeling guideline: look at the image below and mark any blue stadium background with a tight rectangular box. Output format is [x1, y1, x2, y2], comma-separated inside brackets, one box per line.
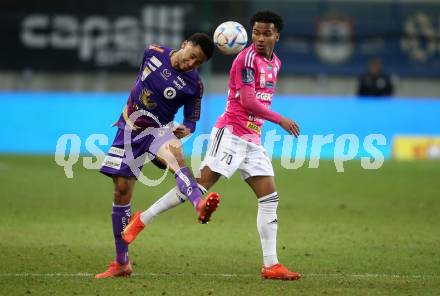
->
[1, 92, 439, 159]
[1, 0, 439, 159]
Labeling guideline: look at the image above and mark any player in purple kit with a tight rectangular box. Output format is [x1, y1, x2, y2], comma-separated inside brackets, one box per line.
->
[122, 11, 302, 280]
[95, 33, 220, 278]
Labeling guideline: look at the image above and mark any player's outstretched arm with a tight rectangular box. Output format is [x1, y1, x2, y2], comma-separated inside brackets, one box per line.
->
[239, 84, 300, 137]
[279, 116, 300, 137]
[240, 84, 281, 123]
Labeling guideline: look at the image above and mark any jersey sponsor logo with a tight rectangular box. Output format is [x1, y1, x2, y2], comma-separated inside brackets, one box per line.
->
[255, 92, 273, 101]
[141, 66, 151, 81]
[147, 62, 156, 71]
[241, 68, 254, 84]
[172, 76, 186, 90]
[150, 56, 162, 68]
[259, 71, 266, 88]
[163, 87, 176, 99]
[142, 56, 163, 81]
[247, 121, 261, 135]
[102, 155, 122, 170]
[173, 80, 183, 90]
[140, 89, 157, 109]
[160, 68, 171, 80]
[267, 65, 273, 71]
[177, 76, 186, 87]
[109, 146, 125, 157]
[266, 81, 274, 88]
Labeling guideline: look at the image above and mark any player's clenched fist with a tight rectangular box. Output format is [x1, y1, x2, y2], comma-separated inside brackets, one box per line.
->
[173, 125, 191, 139]
[279, 116, 300, 137]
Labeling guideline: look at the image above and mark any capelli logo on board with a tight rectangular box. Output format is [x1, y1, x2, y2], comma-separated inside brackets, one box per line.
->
[20, 5, 186, 67]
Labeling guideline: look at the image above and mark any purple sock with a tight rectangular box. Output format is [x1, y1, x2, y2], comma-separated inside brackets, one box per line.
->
[112, 204, 131, 265]
[174, 166, 202, 208]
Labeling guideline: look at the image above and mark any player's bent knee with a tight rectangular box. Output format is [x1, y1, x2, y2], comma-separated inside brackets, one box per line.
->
[245, 176, 276, 198]
[197, 166, 222, 190]
[156, 140, 185, 172]
[113, 188, 132, 204]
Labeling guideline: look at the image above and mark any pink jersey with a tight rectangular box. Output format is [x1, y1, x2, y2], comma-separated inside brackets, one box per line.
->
[215, 44, 281, 145]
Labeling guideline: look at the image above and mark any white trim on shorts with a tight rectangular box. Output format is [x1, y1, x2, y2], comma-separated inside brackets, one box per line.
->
[200, 127, 274, 180]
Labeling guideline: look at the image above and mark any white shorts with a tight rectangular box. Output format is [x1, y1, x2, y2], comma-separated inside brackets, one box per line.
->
[200, 127, 274, 180]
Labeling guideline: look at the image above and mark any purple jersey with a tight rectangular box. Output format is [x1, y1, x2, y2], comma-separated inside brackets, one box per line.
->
[115, 44, 203, 132]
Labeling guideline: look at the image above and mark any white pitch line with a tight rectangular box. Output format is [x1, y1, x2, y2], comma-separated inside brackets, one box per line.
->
[306, 273, 440, 279]
[0, 272, 439, 279]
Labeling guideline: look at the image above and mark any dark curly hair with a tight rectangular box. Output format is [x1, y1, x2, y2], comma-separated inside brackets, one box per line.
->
[187, 33, 215, 60]
[250, 11, 284, 33]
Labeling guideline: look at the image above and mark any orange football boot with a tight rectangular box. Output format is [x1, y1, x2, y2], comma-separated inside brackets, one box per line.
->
[196, 192, 220, 224]
[122, 211, 145, 245]
[261, 263, 301, 280]
[95, 261, 132, 278]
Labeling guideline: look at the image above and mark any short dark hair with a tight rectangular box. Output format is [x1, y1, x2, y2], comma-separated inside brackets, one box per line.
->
[187, 33, 214, 60]
[250, 11, 284, 33]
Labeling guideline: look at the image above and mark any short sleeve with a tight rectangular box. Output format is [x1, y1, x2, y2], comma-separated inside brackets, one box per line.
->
[233, 50, 257, 90]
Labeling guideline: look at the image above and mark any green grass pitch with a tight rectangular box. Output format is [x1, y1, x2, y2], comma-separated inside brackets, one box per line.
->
[0, 155, 439, 295]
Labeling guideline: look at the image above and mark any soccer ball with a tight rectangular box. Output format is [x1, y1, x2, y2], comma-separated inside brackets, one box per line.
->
[213, 21, 248, 55]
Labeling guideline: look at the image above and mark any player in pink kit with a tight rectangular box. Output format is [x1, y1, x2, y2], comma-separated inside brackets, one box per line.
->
[123, 11, 301, 280]
[214, 28, 283, 145]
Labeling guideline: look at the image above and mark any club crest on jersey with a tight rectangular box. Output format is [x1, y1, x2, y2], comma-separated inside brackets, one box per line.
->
[241, 68, 254, 84]
[140, 89, 157, 109]
[163, 87, 176, 99]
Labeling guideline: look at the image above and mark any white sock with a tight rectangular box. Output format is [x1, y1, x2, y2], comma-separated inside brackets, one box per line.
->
[140, 187, 185, 225]
[257, 192, 280, 267]
[139, 183, 207, 225]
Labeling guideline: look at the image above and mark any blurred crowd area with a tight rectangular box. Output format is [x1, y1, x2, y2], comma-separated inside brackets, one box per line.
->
[1, 71, 439, 97]
[1, 0, 439, 97]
